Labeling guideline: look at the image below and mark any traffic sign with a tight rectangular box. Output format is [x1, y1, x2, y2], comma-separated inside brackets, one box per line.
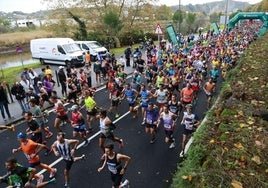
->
[154, 24, 164, 35]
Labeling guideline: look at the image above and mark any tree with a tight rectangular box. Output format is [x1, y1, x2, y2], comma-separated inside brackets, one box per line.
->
[185, 12, 196, 33]
[67, 10, 87, 40]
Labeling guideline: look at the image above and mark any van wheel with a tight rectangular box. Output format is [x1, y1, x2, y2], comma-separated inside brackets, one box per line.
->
[40, 59, 45, 64]
[66, 61, 71, 68]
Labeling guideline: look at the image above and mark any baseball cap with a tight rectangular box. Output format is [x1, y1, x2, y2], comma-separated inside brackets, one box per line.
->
[69, 104, 78, 111]
[17, 132, 27, 139]
[59, 66, 64, 70]
[186, 104, 193, 109]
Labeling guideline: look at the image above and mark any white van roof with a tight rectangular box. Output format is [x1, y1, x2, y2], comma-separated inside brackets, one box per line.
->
[31, 38, 75, 45]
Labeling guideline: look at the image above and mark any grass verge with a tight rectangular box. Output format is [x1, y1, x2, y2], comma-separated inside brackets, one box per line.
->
[171, 33, 268, 188]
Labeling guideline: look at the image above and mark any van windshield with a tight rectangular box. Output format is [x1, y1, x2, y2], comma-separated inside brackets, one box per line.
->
[86, 42, 102, 49]
[62, 43, 81, 53]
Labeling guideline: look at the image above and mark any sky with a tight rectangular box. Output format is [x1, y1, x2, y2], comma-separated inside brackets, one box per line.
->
[0, 0, 263, 13]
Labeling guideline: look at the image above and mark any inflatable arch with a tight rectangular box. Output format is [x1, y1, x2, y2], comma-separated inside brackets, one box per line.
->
[228, 12, 268, 36]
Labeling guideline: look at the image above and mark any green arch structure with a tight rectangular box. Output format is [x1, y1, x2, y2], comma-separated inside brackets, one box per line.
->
[228, 12, 268, 36]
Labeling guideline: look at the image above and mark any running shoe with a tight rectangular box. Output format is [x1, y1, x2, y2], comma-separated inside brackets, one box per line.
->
[80, 154, 86, 160]
[64, 183, 70, 188]
[37, 174, 44, 185]
[45, 132, 53, 139]
[49, 168, 57, 179]
[121, 179, 130, 187]
[119, 139, 124, 148]
[9, 125, 15, 132]
[150, 138, 156, 144]
[169, 142, 176, 149]
[83, 140, 89, 147]
[48, 178, 56, 185]
[179, 150, 184, 158]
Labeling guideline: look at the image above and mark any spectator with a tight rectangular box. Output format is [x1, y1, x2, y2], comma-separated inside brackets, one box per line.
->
[124, 46, 132, 67]
[0, 82, 13, 121]
[58, 66, 67, 98]
[11, 82, 27, 114]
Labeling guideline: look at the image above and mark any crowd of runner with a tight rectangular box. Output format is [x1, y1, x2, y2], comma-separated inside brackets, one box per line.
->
[0, 20, 262, 188]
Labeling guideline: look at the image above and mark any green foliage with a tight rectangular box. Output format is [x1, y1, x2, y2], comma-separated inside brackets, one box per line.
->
[67, 10, 87, 40]
[103, 10, 124, 36]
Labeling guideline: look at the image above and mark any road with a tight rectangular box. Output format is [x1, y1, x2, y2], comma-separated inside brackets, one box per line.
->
[0, 61, 223, 188]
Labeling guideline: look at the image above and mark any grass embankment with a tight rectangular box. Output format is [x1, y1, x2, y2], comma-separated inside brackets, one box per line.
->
[0, 63, 41, 84]
[0, 30, 53, 48]
[172, 34, 268, 188]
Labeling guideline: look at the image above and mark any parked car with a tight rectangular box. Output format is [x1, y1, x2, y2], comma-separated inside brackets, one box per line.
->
[30, 38, 84, 67]
[75, 41, 108, 62]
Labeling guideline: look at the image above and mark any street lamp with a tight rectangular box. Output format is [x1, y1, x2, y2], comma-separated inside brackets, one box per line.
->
[178, 0, 181, 34]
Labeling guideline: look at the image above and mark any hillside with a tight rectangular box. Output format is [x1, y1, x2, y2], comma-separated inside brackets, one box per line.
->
[170, 0, 249, 14]
[0, 0, 251, 21]
[172, 33, 268, 187]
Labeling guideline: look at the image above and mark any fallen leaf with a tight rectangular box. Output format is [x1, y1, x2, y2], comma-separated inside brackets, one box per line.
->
[239, 123, 249, 128]
[257, 127, 263, 131]
[253, 77, 259, 80]
[234, 142, 244, 150]
[231, 180, 243, 188]
[265, 169, 268, 173]
[240, 155, 246, 162]
[181, 175, 188, 179]
[255, 140, 263, 148]
[251, 156, 261, 165]
[247, 120, 254, 125]
[188, 175, 192, 182]
[237, 110, 244, 116]
[209, 139, 215, 144]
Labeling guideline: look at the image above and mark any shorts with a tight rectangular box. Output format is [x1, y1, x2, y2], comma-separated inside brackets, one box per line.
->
[100, 132, 114, 139]
[141, 103, 148, 108]
[157, 102, 166, 109]
[87, 108, 98, 116]
[56, 114, 69, 121]
[183, 128, 194, 135]
[164, 130, 174, 139]
[182, 100, 192, 106]
[73, 124, 87, 133]
[145, 123, 157, 129]
[128, 102, 135, 107]
[111, 100, 119, 107]
[28, 161, 41, 168]
[31, 133, 42, 144]
[64, 158, 74, 171]
[111, 172, 123, 187]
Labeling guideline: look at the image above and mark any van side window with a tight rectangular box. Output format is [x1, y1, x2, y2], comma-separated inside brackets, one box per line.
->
[82, 44, 89, 50]
[58, 45, 66, 54]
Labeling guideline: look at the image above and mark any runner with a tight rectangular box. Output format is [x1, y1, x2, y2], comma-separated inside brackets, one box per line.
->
[97, 110, 124, 159]
[12, 133, 57, 179]
[154, 84, 168, 112]
[24, 111, 52, 156]
[0, 157, 56, 188]
[51, 132, 85, 188]
[142, 102, 159, 144]
[98, 144, 130, 188]
[158, 105, 176, 148]
[81, 90, 99, 133]
[28, 98, 53, 139]
[121, 83, 139, 118]
[109, 83, 121, 119]
[69, 104, 89, 147]
[180, 83, 194, 109]
[168, 94, 182, 118]
[179, 104, 200, 157]
[50, 96, 71, 132]
[139, 84, 154, 117]
[203, 78, 216, 108]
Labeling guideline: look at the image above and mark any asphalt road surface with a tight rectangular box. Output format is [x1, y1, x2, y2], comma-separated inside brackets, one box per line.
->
[0, 73, 222, 188]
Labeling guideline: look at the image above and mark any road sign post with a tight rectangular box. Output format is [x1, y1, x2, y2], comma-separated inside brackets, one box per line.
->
[16, 46, 24, 68]
[154, 24, 164, 49]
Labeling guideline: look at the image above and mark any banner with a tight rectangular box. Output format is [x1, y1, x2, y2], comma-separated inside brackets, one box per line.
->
[166, 25, 178, 46]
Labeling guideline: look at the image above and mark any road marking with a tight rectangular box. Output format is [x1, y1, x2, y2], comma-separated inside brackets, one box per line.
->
[37, 104, 135, 175]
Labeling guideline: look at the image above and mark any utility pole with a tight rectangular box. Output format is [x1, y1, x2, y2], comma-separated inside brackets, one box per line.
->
[178, 0, 181, 34]
[224, 0, 229, 30]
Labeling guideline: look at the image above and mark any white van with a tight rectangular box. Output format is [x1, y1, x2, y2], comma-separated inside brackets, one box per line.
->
[75, 41, 108, 61]
[30, 38, 85, 67]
